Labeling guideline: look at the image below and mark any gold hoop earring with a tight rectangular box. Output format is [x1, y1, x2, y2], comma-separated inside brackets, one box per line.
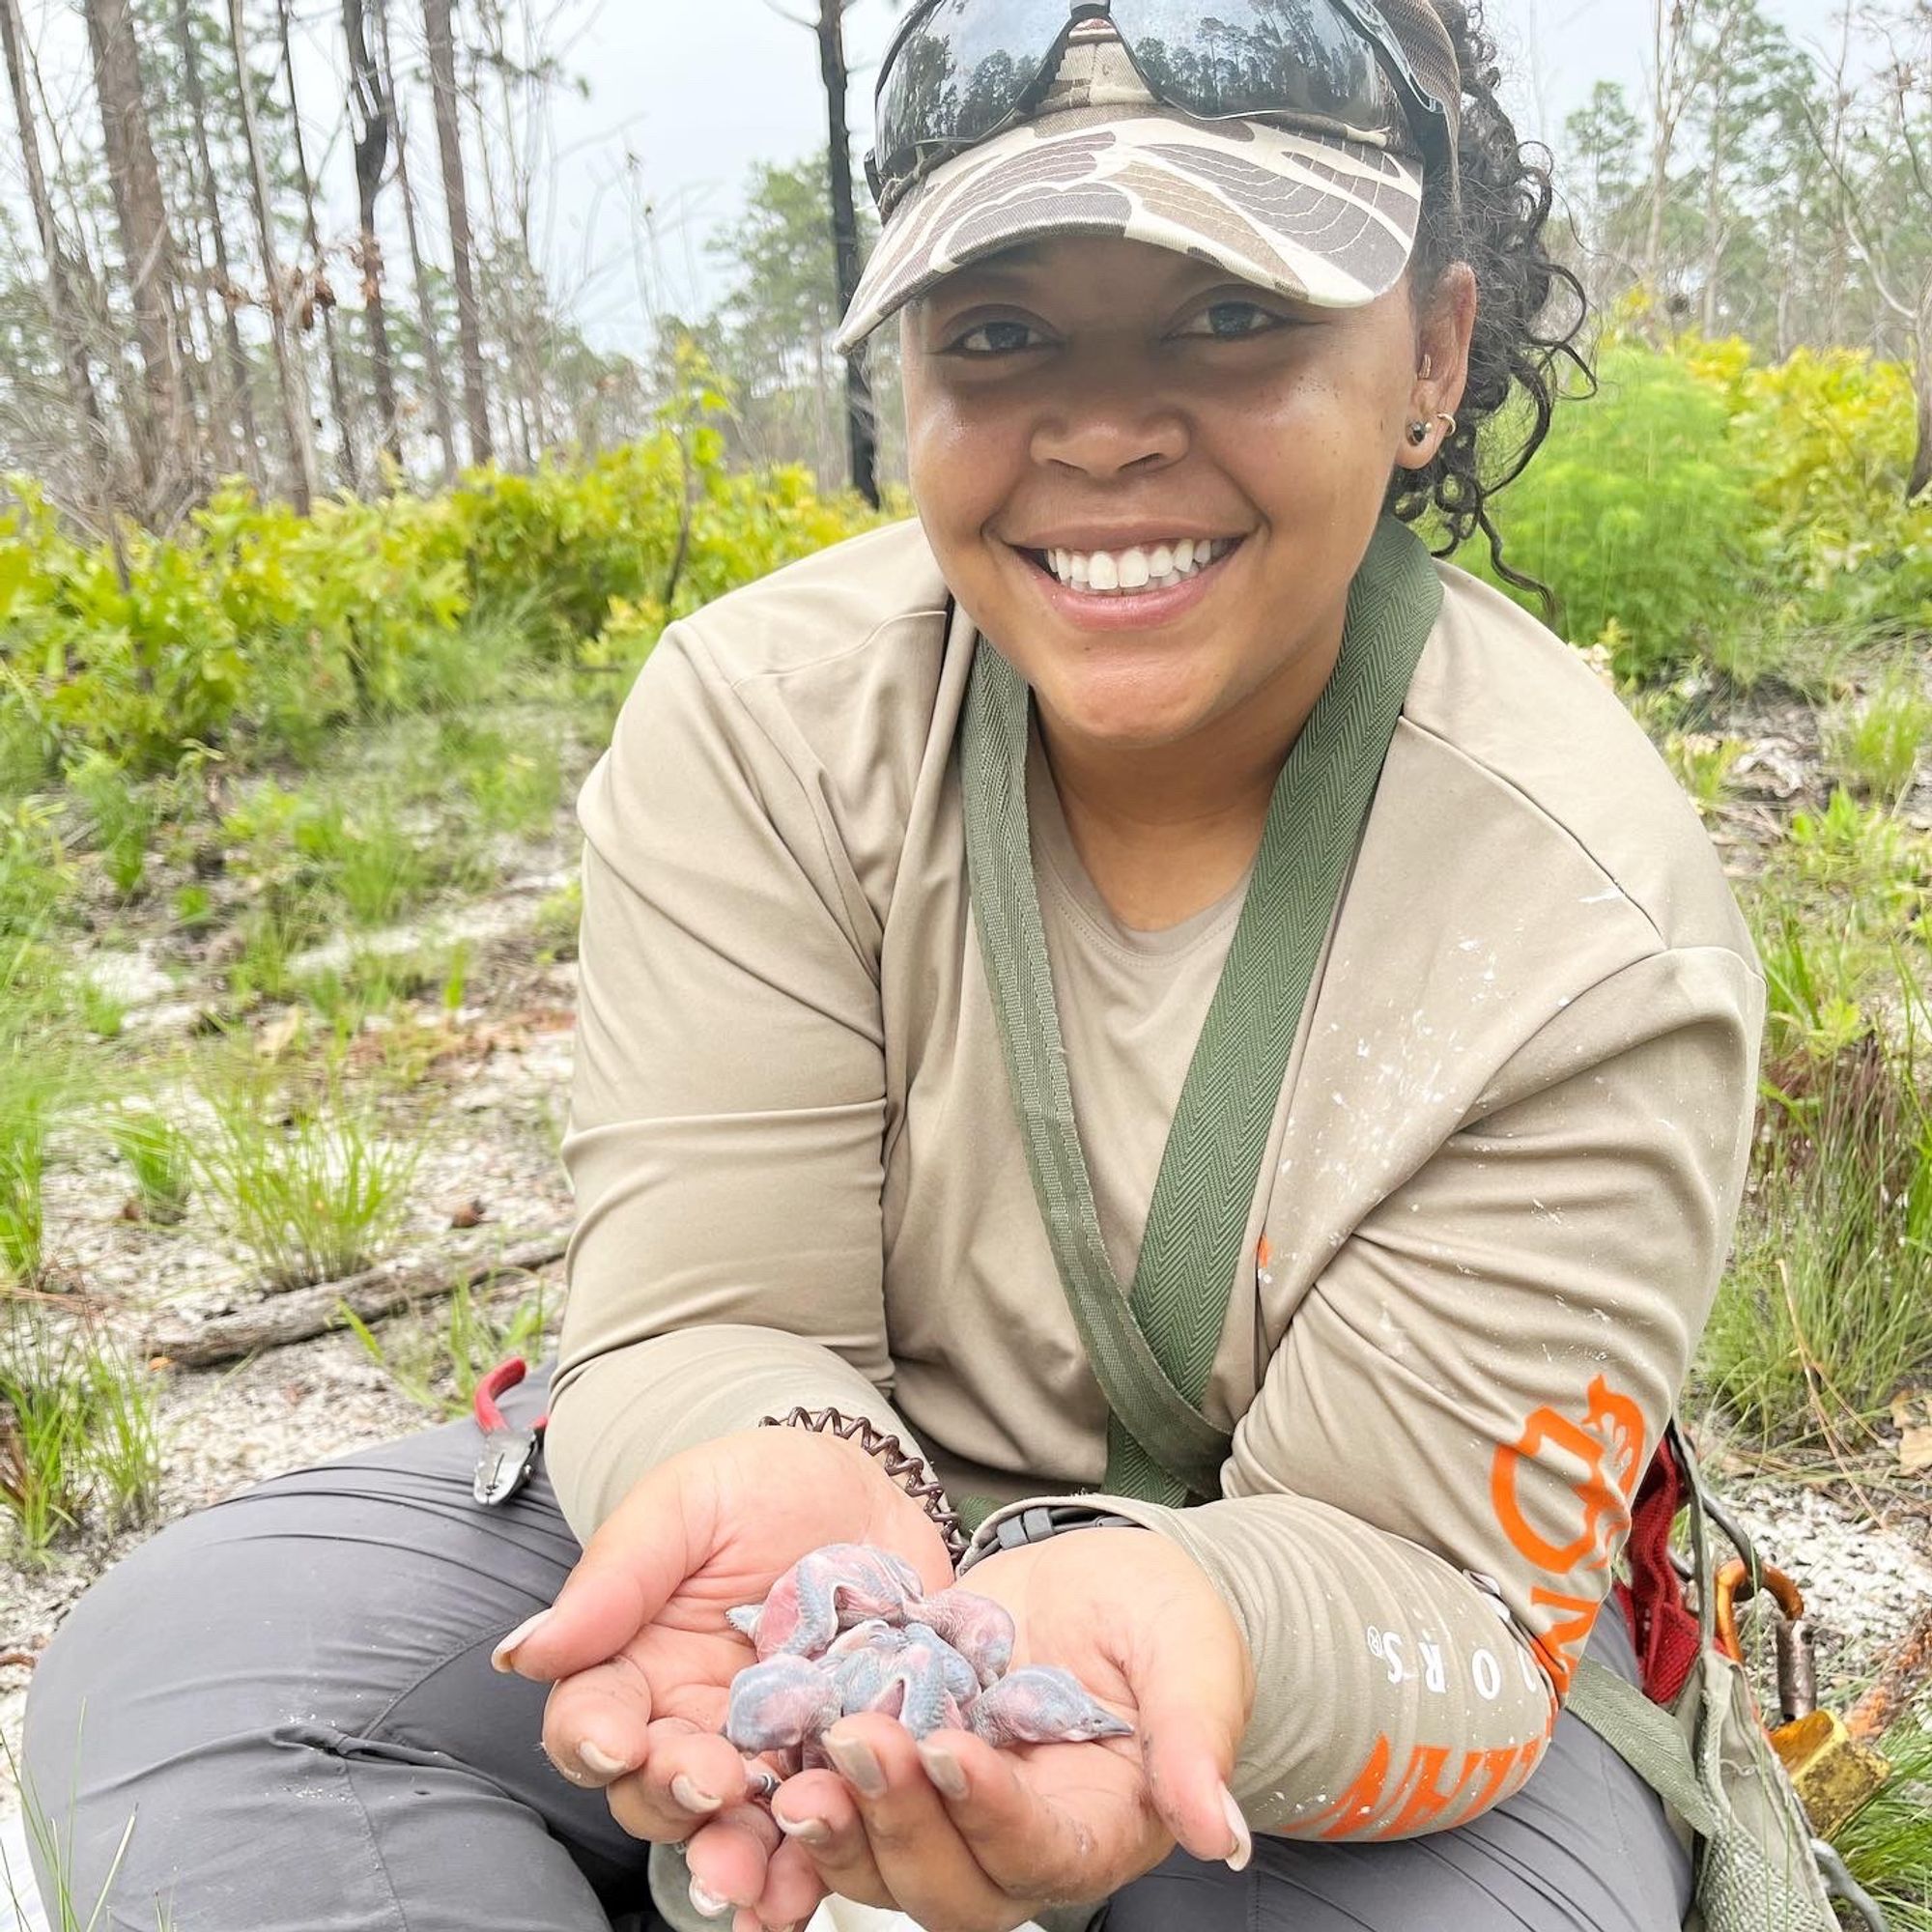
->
[1435, 412, 1458, 439]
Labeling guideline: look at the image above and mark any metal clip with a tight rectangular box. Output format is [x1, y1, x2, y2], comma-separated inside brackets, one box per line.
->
[471, 1357, 547, 1508]
[1775, 1616, 1819, 1728]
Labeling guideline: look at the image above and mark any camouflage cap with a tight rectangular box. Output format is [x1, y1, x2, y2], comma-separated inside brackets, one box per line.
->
[836, 12, 1456, 352]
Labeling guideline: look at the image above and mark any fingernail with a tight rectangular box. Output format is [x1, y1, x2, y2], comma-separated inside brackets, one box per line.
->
[824, 1732, 887, 1800]
[917, 1740, 969, 1801]
[577, 1739, 632, 1778]
[772, 1808, 830, 1845]
[1221, 1784, 1252, 1872]
[688, 1879, 732, 1919]
[670, 1773, 722, 1814]
[489, 1607, 553, 1672]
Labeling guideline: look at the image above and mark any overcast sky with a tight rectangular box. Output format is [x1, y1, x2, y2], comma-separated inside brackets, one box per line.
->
[551, 0, 1850, 349]
[15, 0, 1854, 359]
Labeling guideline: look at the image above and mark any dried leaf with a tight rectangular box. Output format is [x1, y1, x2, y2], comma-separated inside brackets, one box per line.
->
[1901, 1425, 1932, 1477]
[256, 1008, 301, 1059]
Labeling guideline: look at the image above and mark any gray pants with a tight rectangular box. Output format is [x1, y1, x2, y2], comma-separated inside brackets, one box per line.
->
[21, 1367, 1690, 1931]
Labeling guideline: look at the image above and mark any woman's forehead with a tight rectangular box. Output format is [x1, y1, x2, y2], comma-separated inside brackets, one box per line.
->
[917, 235, 1272, 306]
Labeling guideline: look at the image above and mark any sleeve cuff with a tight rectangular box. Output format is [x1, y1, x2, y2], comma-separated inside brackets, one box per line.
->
[544, 1325, 928, 1543]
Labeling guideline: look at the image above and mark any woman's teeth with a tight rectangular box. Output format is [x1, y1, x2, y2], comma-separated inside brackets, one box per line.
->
[1037, 537, 1236, 596]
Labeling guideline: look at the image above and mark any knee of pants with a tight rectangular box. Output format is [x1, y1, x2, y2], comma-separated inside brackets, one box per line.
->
[20, 1424, 645, 1932]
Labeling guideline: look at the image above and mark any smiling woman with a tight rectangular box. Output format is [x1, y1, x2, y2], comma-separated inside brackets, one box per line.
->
[20, 7, 1776, 1932]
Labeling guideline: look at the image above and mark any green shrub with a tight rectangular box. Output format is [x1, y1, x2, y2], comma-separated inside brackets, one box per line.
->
[66, 748, 153, 896]
[0, 437, 885, 783]
[1460, 346, 1759, 678]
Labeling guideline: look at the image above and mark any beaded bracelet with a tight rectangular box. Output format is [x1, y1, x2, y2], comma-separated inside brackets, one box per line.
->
[758, 1405, 968, 1565]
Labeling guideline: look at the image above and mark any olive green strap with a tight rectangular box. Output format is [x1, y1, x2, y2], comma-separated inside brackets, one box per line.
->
[961, 517, 1443, 1506]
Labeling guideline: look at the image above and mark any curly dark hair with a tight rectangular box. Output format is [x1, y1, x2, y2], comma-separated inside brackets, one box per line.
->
[1383, 0, 1592, 613]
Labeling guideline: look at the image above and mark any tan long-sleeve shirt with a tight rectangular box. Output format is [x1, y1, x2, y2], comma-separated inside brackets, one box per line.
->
[548, 518, 1764, 1839]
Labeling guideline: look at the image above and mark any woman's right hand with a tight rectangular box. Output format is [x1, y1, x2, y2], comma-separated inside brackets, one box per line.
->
[495, 1424, 955, 1920]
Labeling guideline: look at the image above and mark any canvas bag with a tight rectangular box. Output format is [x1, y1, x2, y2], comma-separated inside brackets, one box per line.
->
[959, 520, 1852, 1931]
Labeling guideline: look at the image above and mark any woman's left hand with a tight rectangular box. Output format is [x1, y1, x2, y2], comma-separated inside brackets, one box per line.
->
[695, 1526, 1255, 1932]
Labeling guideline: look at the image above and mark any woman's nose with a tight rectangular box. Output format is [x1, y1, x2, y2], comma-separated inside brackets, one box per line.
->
[1027, 386, 1188, 479]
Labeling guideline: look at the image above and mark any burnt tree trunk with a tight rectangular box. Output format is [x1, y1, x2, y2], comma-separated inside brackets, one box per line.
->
[374, 0, 459, 479]
[1, 0, 118, 513]
[422, 0, 493, 464]
[816, 0, 876, 506]
[277, 0, 359, 490]
[227, 0, 321, 512]
[82, 0, 188, 506]
[345, 0, 403, 469]
[172, 0, 263, 484]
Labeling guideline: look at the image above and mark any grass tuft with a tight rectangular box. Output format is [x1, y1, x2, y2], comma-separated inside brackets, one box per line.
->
[1823, 663, 1932, 809]
[0, 1291, 162, 1561]
[108, 1109, 192, 1225]
[188, 1063, 418, 1290]
[342, 1267, 554, 1419]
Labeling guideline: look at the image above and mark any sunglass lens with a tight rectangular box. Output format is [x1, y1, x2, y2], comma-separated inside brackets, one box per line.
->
[877, 0, 1067, 197]
[1107, 0, 1401, 131]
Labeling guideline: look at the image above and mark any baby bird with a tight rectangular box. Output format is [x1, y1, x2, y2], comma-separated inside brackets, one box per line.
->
[865, 1630, 979, 1739]
[724, 1654, 841, 1756]
[965, 1665, 1133, 1747]
[903, 1587, 1016, 1687]
[726, 1544, 925, 1659]
[720, 1544, 1134, 1772]
[823, 1619, 910, 1714]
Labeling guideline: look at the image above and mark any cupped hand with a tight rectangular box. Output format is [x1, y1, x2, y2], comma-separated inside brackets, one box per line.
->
[745, 1527, 1256, 1932]
[493, 1424, 954, 1917]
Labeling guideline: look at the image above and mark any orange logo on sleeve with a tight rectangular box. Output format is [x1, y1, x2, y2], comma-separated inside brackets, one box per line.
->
[1490, 1376, 1646, 1693]
[1491, 1376, 1644, 1575]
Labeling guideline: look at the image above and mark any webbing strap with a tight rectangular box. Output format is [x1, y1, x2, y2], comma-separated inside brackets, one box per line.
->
[960, 518, 1443, 1505]
[1567, 1657, 1719, 1839]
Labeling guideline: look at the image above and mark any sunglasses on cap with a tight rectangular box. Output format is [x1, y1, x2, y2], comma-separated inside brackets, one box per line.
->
[865, 0, 1455, 221]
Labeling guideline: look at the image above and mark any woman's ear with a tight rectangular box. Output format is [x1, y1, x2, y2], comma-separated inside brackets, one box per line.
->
[1419, 262, 1478, 418]
[1397, 262, 1478, 472]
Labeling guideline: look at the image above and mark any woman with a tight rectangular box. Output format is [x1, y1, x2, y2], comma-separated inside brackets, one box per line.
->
[22, 4, 1764, 1931]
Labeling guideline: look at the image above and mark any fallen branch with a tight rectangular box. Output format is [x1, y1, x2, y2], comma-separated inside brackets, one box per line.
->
[141, 1229, 571, 1369]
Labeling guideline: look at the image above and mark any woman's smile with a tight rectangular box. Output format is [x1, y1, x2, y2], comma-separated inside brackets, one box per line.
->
[1008, 531, 1248, 632]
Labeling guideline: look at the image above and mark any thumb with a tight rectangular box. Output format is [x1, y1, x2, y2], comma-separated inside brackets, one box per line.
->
[494, 1457, 703, 1681]
[1126, 1593, 1254, 1870]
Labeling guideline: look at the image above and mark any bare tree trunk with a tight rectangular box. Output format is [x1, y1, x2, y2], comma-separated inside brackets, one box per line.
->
[276, 0, 359, 491]
[83, 0, 189, 507]
[1910, 273, 1932, 502]
[421, 0, 493, 463]
[816, 0, 876, 505]
[1, 0, 119, 517]
[1699, 73, 1726, 335]
[173, 0, 262, 484]
[464, 73, 521, 464]
[228, 0, 320, 513]
[375, 0, 458, 478]
[345, 0, 402, 469]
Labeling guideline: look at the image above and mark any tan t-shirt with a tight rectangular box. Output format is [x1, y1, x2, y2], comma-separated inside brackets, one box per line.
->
[550, 518, 1764, 1839]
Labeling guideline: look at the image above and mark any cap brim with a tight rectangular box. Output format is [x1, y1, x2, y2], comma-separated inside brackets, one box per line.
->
[835, 114, 1423, 354]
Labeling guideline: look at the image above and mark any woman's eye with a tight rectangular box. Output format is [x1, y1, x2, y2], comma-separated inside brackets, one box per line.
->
[948, 319, 1046, 355]
[1178, 299, 1292, 340]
